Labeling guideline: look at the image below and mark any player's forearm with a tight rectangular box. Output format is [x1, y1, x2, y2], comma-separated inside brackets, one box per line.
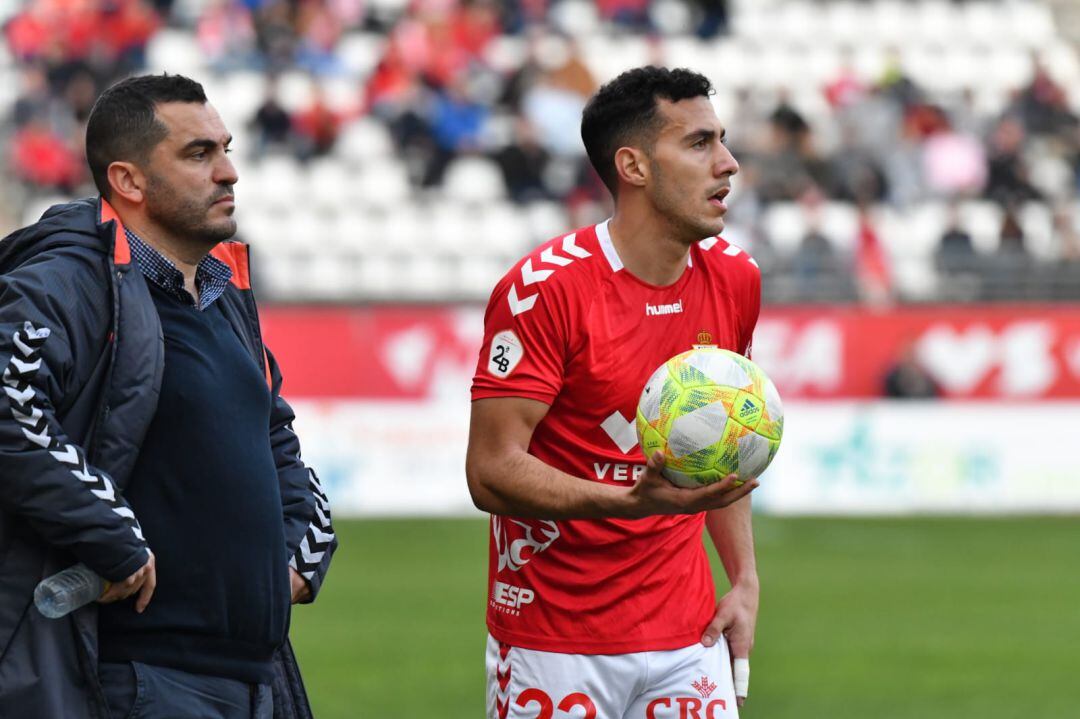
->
[705, 498, 758, 588]
[466, 447, 633, 520]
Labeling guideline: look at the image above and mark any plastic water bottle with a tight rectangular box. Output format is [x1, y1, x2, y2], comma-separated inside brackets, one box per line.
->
[34, 564, 107, 619]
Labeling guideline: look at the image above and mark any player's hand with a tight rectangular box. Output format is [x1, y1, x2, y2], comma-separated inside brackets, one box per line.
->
[701, 581, 759, 707]
[290, 567, 311, 604]
[98, 550, 156, 613]
[627, 451, 758, 518]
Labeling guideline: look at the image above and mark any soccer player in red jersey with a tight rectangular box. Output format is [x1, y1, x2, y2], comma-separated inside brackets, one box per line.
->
[468, 66, 761, 719]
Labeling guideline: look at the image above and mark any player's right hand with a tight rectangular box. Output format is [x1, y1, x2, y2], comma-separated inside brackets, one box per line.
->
[627, 451, 758, 517]
[98, 549, 156, 613]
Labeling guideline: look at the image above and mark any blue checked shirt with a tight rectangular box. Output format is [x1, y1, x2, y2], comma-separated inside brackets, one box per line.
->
[125, 229, 233, 311]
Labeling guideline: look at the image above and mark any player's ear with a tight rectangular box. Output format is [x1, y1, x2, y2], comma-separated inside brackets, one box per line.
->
[614, 146, 648, 189]
[107, 161, 147, 205]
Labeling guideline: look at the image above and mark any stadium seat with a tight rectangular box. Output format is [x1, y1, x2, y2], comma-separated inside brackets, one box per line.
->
[823, 2, 866, 45]
[379, 206, 427, 257]
[1011, 2, 1057, 48]
[246, 155, 304, 211]
[484, 36, 529, 75]
[524, 201, 571, 247]
[649, 0, 695, 36]
[891, 258, 940, 301]
[761, 203, 807, 255]
[337, 33, 385, 79]
[356, 254, 398, 297]
[352, 158, 412, 210]
[548, 0, 600, 38]
[775, 1, 821, 44]
[337, 118, 396, 165]
[959, 201, 1005, 253]
[274, 71, 315, 114]
[428, 201, 473, 253]
[915, 0, 961, 47]
[441, 157, 507, 205]
[1019, 202, 1055, 260]
[1040, 41, 1080, 88]
[401, 255, 454, 299]
[305, 158, 353, 213]
[477, 201, 531, 256]
[144, 30, 202, 77]
[256, 252, 308, 298]
[890, 202, 947, 261]
[301, 252, 357, 300]
[869, 0, 914, 46]
[961, 1, 1008, 48]
[20, 196, 70, 228]
[458, 256, 505, 296]
[821, 202, 859, 254]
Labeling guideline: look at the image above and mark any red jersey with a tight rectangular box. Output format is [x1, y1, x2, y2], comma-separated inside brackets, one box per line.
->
[471, 221, 761, 654]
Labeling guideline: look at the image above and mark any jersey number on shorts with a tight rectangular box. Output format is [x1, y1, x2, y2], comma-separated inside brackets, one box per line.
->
[516, 689, 596, 719]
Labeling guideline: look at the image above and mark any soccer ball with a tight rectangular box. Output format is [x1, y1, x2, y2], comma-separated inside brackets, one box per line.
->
[635, 348, 784, 488]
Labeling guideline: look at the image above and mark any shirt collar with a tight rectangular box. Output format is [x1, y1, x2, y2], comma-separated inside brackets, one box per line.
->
[124, 228, 233, 311]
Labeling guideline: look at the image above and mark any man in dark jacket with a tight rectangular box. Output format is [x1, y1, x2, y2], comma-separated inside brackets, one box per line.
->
[0, 74, 336, 718]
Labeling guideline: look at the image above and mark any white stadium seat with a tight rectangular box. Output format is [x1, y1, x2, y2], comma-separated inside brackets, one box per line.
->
[441, 157, 507, 205]
[524, 201, 571, 246]
[761, 203, 807, 255]
[821, 202, 859, 254]
[304, 158, 353, 213]
[1019, 202, 1055, 261]
[337, 33, 385, 79]
[144, 30, 202, 77]
[337, 118, 396, 165]
[352, 158, 412, 210]
[959, 201, 1004, 253]
[890, 202, 948, 262]
[245, 155, 304, 212]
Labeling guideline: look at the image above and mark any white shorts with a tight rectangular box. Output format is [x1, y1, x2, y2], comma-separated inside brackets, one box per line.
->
[486, 634, 739, 719]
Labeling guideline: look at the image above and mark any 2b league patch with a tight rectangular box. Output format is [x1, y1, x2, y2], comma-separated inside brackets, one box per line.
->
[489, 330, 524, 378]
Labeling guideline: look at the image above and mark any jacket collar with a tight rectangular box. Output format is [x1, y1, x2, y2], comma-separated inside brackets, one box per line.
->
[97, 197, 251, 290]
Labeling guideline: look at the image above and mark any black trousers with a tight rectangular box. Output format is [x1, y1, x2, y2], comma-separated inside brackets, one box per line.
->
[99, 661, 272, 719]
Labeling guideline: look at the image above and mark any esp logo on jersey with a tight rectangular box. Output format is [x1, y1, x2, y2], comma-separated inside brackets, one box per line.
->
[489, 330, 524, 378]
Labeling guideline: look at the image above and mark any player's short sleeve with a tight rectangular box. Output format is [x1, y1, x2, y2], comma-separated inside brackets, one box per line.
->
[739, 262, 762, 358]
[471, 272, 570, 405]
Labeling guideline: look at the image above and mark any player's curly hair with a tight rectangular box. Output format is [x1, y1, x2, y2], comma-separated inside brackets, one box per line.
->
[86, 73, 207, 199]
[581, 66, 714, 196]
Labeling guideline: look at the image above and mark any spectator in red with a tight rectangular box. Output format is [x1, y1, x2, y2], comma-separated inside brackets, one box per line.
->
[854, 203, 893, 305]
[292, 85, 342, 159]
[11, 118, 83, 192]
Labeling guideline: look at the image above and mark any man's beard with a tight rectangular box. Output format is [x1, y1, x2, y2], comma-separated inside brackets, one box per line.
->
[145, 173, 236, 244]
[650, 166, 724, 243]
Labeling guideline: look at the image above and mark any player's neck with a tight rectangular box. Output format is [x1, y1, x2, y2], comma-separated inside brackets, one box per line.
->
[608, 209, 691, 287]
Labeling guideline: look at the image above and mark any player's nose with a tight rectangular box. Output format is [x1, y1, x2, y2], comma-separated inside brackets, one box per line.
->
[715, 142, 739, 177]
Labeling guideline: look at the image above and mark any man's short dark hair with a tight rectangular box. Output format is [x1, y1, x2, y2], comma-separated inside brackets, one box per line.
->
[581, 66, 714, 195]
[86, 74, 207, 199]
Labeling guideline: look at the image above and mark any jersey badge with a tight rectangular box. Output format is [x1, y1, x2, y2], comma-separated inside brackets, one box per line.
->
[693, 329, 718, 349]
[488, 330, 524, 378]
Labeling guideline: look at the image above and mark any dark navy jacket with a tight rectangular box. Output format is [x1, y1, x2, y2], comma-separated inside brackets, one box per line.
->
[0, 198, 337, 718]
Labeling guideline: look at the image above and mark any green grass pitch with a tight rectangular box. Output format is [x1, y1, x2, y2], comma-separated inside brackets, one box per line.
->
[289, 516, 1080, 718]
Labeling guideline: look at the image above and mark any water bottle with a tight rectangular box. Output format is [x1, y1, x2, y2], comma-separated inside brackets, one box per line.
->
[34, 564, 107, 619]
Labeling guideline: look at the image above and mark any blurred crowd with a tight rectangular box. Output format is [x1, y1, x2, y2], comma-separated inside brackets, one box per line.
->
[4, 0, 1080, 302]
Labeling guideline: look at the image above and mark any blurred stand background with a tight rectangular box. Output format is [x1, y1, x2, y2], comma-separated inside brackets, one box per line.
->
[4, 0, 1080, 516]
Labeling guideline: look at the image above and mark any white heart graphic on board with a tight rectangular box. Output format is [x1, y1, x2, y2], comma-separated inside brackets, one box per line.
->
[916, 325, 997, 393]
[996, 322, 1056, 396]
[1066, 338, 1080, 379]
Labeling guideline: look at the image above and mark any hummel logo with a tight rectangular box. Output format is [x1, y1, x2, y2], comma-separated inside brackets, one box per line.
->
[692, 675, 717, 699]
[739, 398, 756, 416]
[645, 300, 683, 316]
